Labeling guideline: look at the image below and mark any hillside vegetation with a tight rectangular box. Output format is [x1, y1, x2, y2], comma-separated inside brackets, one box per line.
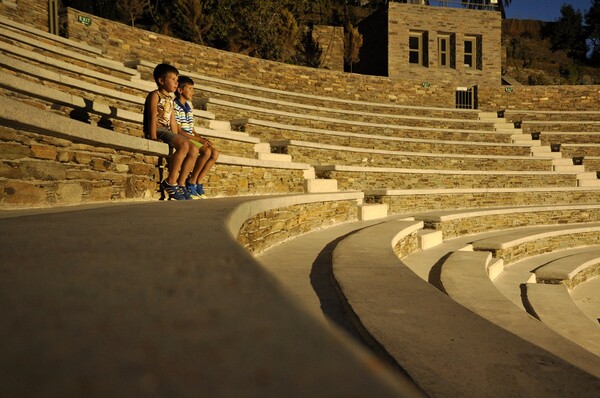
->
[503, 19, 600, 85]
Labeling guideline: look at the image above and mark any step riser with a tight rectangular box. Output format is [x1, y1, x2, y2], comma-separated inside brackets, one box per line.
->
[357, 204, 388, 221]
[256, 153, 293, 162]
[304, 179, 337, 193]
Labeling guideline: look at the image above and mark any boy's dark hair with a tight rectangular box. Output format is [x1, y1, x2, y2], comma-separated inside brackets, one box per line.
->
[178, 75, 194, 88]
[153, 63, 179, 84]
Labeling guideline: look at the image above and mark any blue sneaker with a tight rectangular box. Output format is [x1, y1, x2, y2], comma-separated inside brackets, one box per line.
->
[161, 180, 190, 201]
[196, 183, 207, 199]
[186, 180, 202, 200]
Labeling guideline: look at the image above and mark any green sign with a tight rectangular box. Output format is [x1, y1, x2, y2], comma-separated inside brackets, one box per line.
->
[421, 82, 431, 88]
[78, 15, 92, 26]
[505, 87, 514, 93]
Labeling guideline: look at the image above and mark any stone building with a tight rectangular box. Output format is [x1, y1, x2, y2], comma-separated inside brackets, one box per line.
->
[355, 2, 502, 87]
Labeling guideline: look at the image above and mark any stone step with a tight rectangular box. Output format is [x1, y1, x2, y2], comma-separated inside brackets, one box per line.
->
[511, 134, 533, 143]
[303, 178, 338, 193]
[256, 152, 293, 162]
[487, 258, 505, 281]
[552, 158, 575, 166]
[577, 172, 599, 180]
[208, 120, 232, 131]
[417, 229, 443, 250]
[357, 203, 388, 221]
[578, 179, 600, 187]
[553, 165, 586, 172]
[254, 142, 271, 153]
[531, 146, 563, 158]
[495, 123, 516, 130]
[478, 111, 500, 120]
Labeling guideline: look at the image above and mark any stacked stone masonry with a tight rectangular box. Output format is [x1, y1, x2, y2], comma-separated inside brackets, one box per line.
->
[281, 145, 552, 171]
[423, 208, 600, 239]
[485, 231, 600, 265]
[239, 123, 533, 156]
[320, 170, 577, 191]
[0, 126, 160, 208]
[237, 200, 359, 254]
[372, 190, 600, 215]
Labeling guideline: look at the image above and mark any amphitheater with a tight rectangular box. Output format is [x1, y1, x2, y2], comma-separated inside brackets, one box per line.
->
[1, 1, 600, 397]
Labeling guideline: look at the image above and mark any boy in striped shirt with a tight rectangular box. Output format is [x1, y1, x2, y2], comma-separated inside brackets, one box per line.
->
[174, 76, 219, 198]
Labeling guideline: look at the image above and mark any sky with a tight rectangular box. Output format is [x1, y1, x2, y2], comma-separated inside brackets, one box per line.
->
[504, 0, 593, 21]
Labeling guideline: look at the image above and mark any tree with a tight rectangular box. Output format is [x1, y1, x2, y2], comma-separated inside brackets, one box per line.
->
[344, 23, 362, 72]
[550, 4, 587, 62]
[585, 0, 600, 65]
[171, 0, 212, 45]
[116, 0, 147, 27]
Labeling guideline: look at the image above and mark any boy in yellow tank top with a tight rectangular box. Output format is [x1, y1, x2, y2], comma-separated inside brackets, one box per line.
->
[143, 64, 199, 200]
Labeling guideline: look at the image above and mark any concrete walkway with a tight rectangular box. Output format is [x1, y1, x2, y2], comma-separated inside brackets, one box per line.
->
[0, 200, 421, 398]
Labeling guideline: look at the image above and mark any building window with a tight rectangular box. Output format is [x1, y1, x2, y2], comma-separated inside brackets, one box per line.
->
[409, 31, 428, 67]
[439, 35, 448, 66]
[438, 34, 455, 68]
[464, 35, 483, 70]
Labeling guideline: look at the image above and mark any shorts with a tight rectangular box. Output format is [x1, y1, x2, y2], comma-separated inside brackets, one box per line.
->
[155, 127, 178, 144]
[190, 139, 204, 149]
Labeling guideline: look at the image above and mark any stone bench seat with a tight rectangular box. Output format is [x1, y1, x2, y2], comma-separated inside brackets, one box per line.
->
[0, 96, 319, 206]
[439, 249, 600, 359]
[0, 39, 149, 98]
[580, 156, 600, 171]
[413, 204, 600, 239]
[315, 164, 581, 191]
[0, 70, 261, 158]
[0, 23, 137, 81]
[534, 249, 600, 288]
[0, 48, 215, 123]
[505, 109, 600, 122]
[539, 131, 600, 146]
[365, 187, 600, 214]
[232, 118, 536, 157]
[522, 120, 600, 133]
[471, 222, 600, 265]
[130, 59, 481, 120]
[0, 15, 102, 56]
[188, 86, 498, 130]
[0, 193, 426, 397]
[271, 138, 556, 171]
[560, 143, 600, 158]
[331, 219, 600, 397]
[525, 282, 600, 356]
[200, 97, 516, 137]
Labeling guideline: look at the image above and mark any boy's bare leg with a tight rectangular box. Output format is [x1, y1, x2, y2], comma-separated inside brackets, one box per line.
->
[189, 147, 211, 184]
[166, 136, 190, 185]
[197, 148, 220, 184]
[178, 143, 199, 186]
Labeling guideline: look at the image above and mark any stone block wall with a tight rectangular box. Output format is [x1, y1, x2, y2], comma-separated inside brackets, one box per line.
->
[423, 208, 600, 239]
[319, 170, 576, 191]
[0, 125, 160, 208]
[479, 85, 600, 111]
[282, 145, 551, 171]
[387, 3, 502, 86]
[486, 231, 600, 265]
[0, 122, 309, 208]
[371, 190, 600, 215]
[0, 0, 48, 32]
[237, 199, 358, 254]
[3, 3, 599, 113]
[61, 8, 457, 107]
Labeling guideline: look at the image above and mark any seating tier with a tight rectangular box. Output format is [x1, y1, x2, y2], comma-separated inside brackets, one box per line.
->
[234, 119, 535, 156]
[272, 139, 554, 171]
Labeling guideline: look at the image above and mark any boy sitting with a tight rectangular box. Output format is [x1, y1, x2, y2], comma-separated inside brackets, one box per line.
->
[174, 76, 220, 199]
[143, 64, 199, 200]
